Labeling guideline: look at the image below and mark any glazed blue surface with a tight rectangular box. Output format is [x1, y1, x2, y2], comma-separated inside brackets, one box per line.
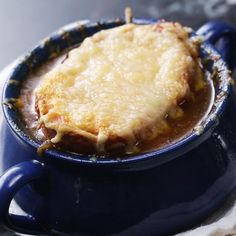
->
[0, 19, 236, 235]
[1, 19, 232, 169]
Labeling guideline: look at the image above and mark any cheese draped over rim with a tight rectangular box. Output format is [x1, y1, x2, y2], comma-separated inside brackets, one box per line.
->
[35, 22, 204, 154]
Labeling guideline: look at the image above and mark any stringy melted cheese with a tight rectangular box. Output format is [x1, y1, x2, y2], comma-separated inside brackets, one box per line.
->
[35, 22, 203, 154]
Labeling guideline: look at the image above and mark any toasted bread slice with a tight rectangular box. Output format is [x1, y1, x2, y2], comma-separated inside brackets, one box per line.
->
[35, 22, 204, 155]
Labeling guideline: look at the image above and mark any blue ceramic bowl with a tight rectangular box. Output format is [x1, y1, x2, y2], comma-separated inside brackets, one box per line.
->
[0, 19, 236, 235]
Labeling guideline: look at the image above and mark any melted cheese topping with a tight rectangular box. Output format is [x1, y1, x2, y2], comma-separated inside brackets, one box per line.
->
[35, 22, 204, 154]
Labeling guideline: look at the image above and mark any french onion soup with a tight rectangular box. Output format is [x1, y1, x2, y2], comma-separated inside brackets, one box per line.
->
[19, 22, 213, 156]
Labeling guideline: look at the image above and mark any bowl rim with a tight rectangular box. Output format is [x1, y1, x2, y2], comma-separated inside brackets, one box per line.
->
[1, 18, 233, 168]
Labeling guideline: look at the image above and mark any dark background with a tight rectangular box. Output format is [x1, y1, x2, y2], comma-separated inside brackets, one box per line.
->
[0, 0, 236, 235]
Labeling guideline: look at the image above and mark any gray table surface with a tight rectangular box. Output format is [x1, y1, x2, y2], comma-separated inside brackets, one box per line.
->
[1, 0, 236, 235]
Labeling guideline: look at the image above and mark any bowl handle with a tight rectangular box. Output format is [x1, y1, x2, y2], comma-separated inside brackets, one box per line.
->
[0, 160, 49, 234]
[197, 20, 236, 70]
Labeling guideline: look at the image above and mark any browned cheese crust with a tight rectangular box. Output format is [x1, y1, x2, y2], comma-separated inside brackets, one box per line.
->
[35, 22, 205, 155]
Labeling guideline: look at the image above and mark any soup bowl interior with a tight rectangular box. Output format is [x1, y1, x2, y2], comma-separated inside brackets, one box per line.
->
[2, 18, 232, 170]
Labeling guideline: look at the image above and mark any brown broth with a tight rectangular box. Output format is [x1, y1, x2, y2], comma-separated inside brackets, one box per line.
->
[19, 53, 214, 155]
[20, 54, 67, 141]
[141, 83, 213, 153]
